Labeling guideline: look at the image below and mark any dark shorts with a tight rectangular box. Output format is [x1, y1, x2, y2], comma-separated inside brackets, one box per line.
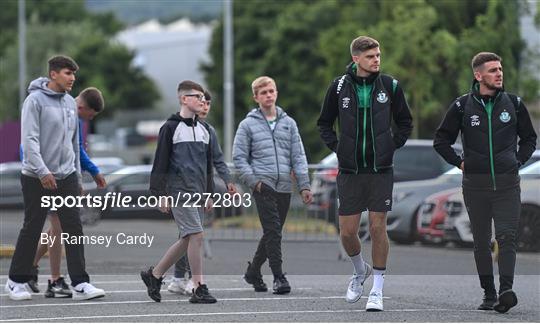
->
[337, 169, 394, 215]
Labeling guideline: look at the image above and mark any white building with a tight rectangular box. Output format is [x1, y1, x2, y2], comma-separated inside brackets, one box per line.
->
[116, 18, 213, 112]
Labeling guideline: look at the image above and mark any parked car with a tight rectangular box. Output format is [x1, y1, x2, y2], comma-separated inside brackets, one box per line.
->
[417, 188, 464, 244]
[308, 140, 462, 227]
[0, 162, 24, 208]
[0, 158, 125, 209]
[80, 165, 244, 223]
[81, 157, 125, 183]
[421, 160, 540, 252]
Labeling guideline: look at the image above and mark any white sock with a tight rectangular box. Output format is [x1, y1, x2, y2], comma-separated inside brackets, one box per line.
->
[350, 253, 365, 276]
[371, 268, 385, 293]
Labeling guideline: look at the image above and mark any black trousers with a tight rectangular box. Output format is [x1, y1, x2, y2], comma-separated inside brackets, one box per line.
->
[463, 186, 521, 294]
[251, 183, 291, 276]
[9, 173, 90, 286]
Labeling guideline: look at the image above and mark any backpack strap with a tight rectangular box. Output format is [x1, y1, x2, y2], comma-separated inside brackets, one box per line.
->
[454, 94, 468, 128]
[380, 74, 398, 102]
[508, 94, 521, 114]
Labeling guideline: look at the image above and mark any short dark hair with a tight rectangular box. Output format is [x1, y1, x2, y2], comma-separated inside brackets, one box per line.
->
[204, 90, 212, 102]
[79, 87, 105, 113]
[350, 36, 379, 56]
[177, 80, 204, 94]
[471, 52, 502, 71]
[48, 55, 79, 74]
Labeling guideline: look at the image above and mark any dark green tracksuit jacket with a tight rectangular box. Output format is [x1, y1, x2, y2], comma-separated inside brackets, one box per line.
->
[434, 80, 537, 190]
[317, 63, 413, 173]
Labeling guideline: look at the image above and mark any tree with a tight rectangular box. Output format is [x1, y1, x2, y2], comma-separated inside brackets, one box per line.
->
[203, 0, 537, 162]
[201, 0, 291, 141]
[0, 3, 158, 122]
[0, 0, 122, 57]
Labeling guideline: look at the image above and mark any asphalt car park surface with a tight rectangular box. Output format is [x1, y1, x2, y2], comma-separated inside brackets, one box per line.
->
[1, 211, 539, 322]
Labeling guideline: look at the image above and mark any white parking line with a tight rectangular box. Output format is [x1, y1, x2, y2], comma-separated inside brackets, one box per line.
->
[0, 295, 391, 309]
[0, 287, 313, 297]
[0, 308, 483, 322]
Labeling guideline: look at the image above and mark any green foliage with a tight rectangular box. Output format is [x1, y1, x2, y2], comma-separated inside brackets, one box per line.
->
[0, 0, 122, 57]
[0, 1, 158, 122]
[203, 0, 537, 162]
[201, 0, 288, 140]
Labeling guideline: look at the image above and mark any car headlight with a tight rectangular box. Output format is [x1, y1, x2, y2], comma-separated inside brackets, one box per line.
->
[443, 201, 463, 217]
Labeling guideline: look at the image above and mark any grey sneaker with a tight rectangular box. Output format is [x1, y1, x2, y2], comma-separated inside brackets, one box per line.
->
[44, 277, 72, 298]
[27, 265, 39, 293]
[346, 263, 372, 303]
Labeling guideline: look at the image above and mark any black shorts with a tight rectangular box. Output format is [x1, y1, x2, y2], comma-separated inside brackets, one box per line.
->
[337, 169, 394, 215]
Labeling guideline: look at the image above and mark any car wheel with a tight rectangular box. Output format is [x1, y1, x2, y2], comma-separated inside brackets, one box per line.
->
[391, 208, 419, 245]
[517, 204, 540, 252]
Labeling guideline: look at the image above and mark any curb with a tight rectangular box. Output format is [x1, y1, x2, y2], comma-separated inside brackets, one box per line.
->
[0, 245, 15, 258]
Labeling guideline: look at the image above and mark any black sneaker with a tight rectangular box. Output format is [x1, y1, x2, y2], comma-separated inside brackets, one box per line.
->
[493, 289, 518, 313]
[243, 262, 268, 292]
[273, 274, 291, 295]
[477, 294, 497, 310]
[27, 266, 40, 293]
[140, 267, 163, 302]
[189, 283, 217, 304]
[44, 277, 72, 298]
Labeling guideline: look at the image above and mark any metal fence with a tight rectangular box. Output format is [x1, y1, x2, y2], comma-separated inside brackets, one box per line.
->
[203, 165, 371, 260]
[205, 166, 339, 243]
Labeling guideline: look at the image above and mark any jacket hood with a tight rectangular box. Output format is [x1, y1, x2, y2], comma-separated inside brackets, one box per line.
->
[246, 106, 288, 120]
[346, 62, 379, 85]
[470, 79, 503, 100]
[167, 112, 200, 126]
[27, 77, 67, 98]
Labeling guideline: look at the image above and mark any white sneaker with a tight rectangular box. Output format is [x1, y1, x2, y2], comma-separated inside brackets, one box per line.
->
[366, 290, 384, 311]
[5, 279, 32, 300]
[167, 277, 194, 295]
[346, 263, 372, 303]
[167, 277, 183, 293]
[72, 282, 105, 300]
[183, 279, 195, 295]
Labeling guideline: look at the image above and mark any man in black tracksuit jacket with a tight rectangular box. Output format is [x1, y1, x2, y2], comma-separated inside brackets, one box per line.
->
[434, 52, 537, 313]
[317, 36, 413, 311]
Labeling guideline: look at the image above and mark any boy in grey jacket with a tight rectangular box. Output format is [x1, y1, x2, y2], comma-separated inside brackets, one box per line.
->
[233, 76, 313, 294]
[6, 55, 105, 301]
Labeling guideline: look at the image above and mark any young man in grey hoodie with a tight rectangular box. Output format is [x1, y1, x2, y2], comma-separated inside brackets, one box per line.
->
[5, 55, 105, 301]
[233, 76, 313, 294]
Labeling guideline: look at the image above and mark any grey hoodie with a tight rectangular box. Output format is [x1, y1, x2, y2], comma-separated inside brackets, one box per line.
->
[233, 106, 310, 193]
[21, 77, 80, 181]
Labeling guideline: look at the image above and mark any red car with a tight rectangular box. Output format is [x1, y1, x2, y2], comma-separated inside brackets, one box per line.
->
[417, 188, 463, 244]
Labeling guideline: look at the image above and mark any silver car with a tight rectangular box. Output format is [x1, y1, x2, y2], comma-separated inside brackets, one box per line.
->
[383, 150, 540, 244]
[439, 161, 540, 252]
